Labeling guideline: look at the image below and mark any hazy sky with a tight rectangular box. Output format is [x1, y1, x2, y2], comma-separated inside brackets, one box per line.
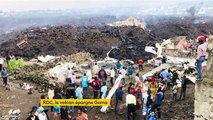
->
[0, 0, 203, 11]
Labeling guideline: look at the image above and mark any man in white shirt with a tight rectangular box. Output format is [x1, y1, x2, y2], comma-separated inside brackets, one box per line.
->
[126, 91, 136, 120]
[135, 73, 140, 82]
[110, 67, 115, 87]
[0, 56, 4, 71]
[66, 67, 72, 82]
[92, 63, 100, 76]
[71, 73, 76, 85]
[120, 67, 127, 85]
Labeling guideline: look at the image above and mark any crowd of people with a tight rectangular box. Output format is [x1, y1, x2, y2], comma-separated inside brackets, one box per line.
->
[0, 35, 208, 120]
[25, 57, 194, 120]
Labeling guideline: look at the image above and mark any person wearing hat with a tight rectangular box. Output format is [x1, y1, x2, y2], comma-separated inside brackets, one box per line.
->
[196, 35, 208, 81]
[126, 90, 137, 120]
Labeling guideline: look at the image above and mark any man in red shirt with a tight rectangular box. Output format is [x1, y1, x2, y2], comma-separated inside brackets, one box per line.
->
[91, 77, 100, 99]
[138, 58, 144, 71]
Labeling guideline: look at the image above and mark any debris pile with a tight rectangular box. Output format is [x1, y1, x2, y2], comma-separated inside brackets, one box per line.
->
[1, 109, 21, 120]
[148, 19, 213, 39]
[0, 26, 158, 62]
[13, 63, 53, 92]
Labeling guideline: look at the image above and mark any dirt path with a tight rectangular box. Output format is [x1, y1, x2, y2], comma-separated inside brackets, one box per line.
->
[0, 81, 41, 120]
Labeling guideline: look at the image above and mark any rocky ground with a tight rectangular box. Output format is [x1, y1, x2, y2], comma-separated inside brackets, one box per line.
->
[0, 26, 157, 62]
[1, 17, 213, 62]
[147, 17, 213, 39]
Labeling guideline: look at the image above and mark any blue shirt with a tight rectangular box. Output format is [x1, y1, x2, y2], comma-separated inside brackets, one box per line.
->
[160, 70, 170, 80]
[81, 76, 88, 87]
[128, 66, 134, 75]
[101, 86, 107, 98]
[75, 87, 83, 99]
[53, 106, 61, 114]
[116, 63, 122, 70]
[156, 91, 163, 105]
[115, 88, 123, 101]
[1, 70, 7, 78]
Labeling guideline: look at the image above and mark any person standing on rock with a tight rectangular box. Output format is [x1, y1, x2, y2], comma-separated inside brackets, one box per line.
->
[196, 35, 208, 81]
[80, 74, 89, 98]
[138, 57, 144, 71]
[1, 67, 8, 86]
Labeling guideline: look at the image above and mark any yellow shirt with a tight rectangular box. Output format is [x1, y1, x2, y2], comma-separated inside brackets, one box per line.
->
[126, 94, 136, 106]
